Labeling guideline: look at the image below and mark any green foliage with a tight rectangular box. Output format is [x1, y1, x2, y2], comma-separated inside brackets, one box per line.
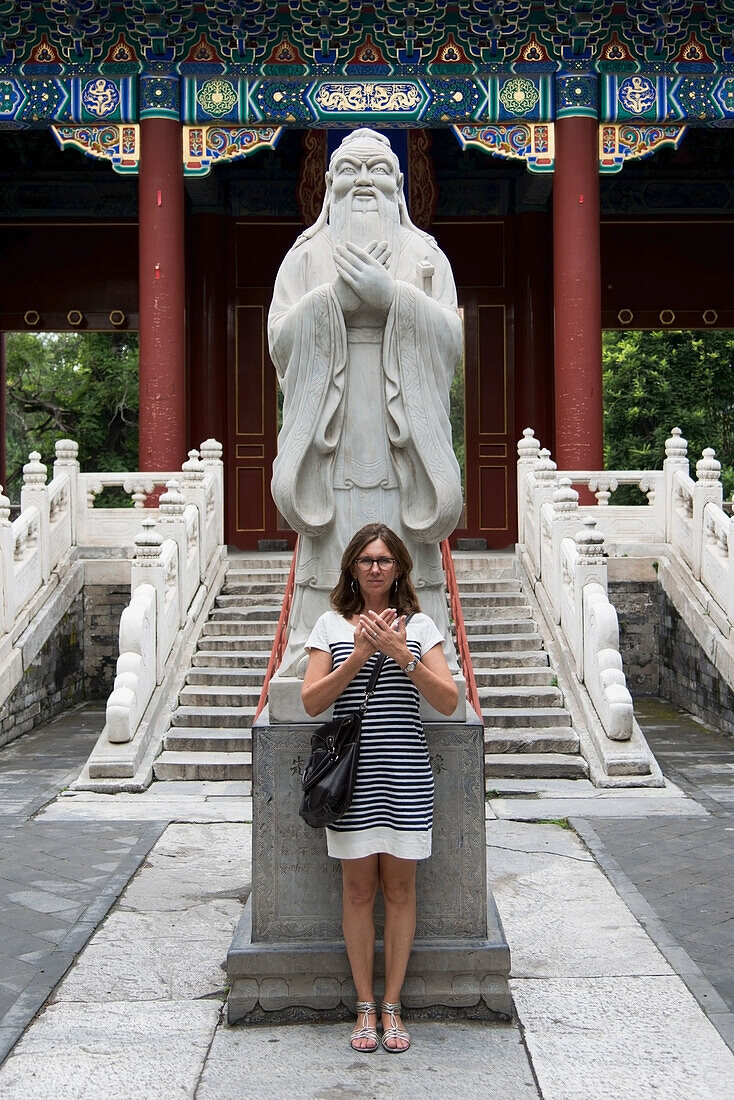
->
[450, 351, 466, 497]
[5, 332, 139, 502]
[603, 330, 734, 498]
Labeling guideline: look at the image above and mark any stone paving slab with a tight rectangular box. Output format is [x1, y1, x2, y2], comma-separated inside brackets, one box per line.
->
[197, 1019, 540, 1100]
[486, 819, 734, 1096]
[37, 791, 253, 823]
[512, 975, 734, 1100]
[0, 1001, 222, 1100]
[0, 822, 165, 1064]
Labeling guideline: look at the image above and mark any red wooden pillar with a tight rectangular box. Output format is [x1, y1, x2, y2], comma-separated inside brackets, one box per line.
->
[138, 117, 186, 470]
[552, 113, 604, 469]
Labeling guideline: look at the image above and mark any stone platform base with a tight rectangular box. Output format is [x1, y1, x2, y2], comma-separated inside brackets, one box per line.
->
[227, 894, 512, 1024]
[225, 717, 512, 1025]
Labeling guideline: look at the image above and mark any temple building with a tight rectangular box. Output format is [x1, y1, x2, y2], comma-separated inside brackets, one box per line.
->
[0, 2, 732, 549]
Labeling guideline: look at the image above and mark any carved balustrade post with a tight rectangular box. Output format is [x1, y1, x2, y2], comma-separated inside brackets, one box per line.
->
[20, 451, 50, 583]
[572, 516, 607, 681]
[159, 479, 188, 627]
[131, 517, 166, 683]
[692, 448, 723, 581]
[663, 427, 689, 544]
[181, 449, 207, 580]
[530, 448, 557, 579]
[0, 486, 13, 633]
[53, 439, 80, 544]
[516, 428, 541, 548]
[549, 477, 580, 624]
[199, 438, 224, 546]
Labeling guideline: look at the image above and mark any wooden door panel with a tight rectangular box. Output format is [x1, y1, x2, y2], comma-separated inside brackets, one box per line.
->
[227, 293, 290, 548]
[458, 292, 516, 548]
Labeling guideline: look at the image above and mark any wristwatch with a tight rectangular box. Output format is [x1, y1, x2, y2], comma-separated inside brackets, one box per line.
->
[402, 657, 419, 674]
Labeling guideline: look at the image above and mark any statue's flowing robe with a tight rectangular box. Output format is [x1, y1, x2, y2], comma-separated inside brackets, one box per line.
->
[269, 225, 463, 675]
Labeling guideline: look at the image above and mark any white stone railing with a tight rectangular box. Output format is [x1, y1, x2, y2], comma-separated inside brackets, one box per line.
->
[0, 436, 224, 670]
[517, 425, 734, 746]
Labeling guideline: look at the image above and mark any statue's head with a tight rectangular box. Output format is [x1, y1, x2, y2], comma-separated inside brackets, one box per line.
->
[297, 127, 433, 251]
[326, 128, 403, 209]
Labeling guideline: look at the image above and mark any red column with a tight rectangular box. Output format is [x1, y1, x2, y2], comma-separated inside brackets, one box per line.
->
[0, 333, 6, 491]
[138, 118, 186, 470]
[552, 116, 604, 469]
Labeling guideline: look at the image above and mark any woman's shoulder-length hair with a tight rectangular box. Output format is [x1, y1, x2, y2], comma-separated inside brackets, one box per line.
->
[330, 523, 421, 618]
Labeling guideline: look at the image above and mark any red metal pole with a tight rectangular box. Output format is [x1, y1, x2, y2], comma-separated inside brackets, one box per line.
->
[138, 117, 186, 470]
[552, 116, 604, 470]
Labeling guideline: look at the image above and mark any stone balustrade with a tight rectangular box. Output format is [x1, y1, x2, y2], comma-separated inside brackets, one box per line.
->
[517, 426, 734, 746]
[0, 439, 224, 745]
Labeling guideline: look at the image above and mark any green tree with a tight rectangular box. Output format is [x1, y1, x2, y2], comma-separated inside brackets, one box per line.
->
[6, 331, 139, 501]
[603, 329, 734, 497]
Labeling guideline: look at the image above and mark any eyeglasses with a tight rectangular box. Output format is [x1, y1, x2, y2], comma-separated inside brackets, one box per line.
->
[355, 556, 396, 571]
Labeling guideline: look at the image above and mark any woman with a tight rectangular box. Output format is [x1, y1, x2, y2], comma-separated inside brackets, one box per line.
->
[302, 523, 458, 1054]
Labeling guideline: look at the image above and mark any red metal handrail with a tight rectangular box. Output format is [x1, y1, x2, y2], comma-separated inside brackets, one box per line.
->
[253, 539, 298, 722]
[440, 539, 483, 721]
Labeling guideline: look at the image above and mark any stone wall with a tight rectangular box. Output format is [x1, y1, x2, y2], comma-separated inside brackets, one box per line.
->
[83, 584, 131, 699]
[608, 578, 661, 696]
[0, 592, 85, 748]
[658, 589, 734, 739]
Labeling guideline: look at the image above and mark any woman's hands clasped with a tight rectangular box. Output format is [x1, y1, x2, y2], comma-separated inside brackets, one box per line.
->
[357, 609, 411, 669]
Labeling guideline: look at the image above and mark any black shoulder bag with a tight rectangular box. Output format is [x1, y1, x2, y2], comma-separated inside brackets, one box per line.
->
[299, 651, 389, 829]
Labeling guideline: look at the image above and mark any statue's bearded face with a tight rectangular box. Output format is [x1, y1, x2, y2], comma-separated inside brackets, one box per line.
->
[329, 151, 401, 210]
[327, 145, 402, 253]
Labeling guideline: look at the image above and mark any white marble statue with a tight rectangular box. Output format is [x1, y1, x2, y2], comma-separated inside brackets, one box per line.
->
[269, 128, 463, 676]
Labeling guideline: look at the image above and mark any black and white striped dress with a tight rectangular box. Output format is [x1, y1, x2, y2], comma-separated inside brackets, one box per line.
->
[307, 610, 444, 861]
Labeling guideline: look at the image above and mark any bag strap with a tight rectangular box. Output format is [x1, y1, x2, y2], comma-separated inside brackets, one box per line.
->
[358, 613, 412, 712]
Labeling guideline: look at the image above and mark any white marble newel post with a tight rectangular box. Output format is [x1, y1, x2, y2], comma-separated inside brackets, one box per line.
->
[131, 518, 166, 684]
[0, 487, 13, 635]
[20, 452, 50, 584]
[692, 447, 723, 581]
[517, 427, 541, 547]
[53, 439, 80, 543]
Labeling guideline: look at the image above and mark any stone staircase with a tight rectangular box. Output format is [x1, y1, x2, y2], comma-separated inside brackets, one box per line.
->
[454, 552, 589, 785]
[153, 553, 291, 785]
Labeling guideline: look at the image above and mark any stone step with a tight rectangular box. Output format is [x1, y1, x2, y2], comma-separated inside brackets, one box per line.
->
[460, 591, 527, 606]
[179, 685, 260, 707]
[485, 753, 589, 780]
[186, 667, 265, 687]
[456, 580, 523, 594]
[196, 635, 275, 651]
[212, 603, 281, 619]
[209, 608, 281, 624]
[193, 650, 270, 668]
[171, 705, 256, 728]
[220, 581, 288, 596]
[465, 619, 536, 636]
[164, 728, 252, 752]
[468, 633, 543, 652]
[484, 728, 580, 754]
[478, 685, 563, 708]
[154, 751, 253, 783]
[474, 666, 557, 688]
[202, 621, 278, 637]
[471, 651, 549, 669]
[462, 604, 533, 621]
[482, 707, 573, 729]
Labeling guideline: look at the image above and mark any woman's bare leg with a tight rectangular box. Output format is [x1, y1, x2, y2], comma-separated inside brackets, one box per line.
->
[379, 853, 416, 1051]
[342, 855, 380, 1049]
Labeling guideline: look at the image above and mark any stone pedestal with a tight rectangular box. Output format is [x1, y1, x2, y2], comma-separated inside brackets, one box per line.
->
[227, 717, 512, 1023]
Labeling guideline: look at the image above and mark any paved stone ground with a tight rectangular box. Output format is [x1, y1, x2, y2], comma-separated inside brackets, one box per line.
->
[576, 697, 734, 1045]
[0, 706, 166, 1064]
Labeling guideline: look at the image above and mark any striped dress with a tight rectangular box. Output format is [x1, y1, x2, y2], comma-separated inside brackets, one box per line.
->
[306, 610, 443, 861]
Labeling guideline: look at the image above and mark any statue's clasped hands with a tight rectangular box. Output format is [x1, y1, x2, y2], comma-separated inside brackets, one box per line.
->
[333, 239, 394, 314]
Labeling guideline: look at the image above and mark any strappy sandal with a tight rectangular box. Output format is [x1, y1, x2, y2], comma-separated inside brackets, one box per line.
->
[350, 1000, 379, 1053]
[380, 1000, 411, 1053]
